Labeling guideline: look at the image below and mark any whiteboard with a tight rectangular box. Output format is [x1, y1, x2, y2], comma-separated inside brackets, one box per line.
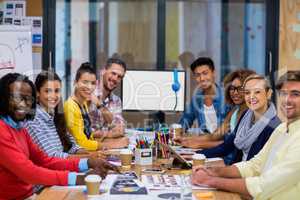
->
[122, 70, 185, 111]
[0, 25, 33, 78]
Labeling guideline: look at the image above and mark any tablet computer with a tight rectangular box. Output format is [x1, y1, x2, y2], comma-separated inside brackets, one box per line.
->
[159, 142, 192, 169]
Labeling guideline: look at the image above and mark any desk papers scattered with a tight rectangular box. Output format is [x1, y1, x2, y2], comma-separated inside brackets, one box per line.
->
[141, 175, 215, 190]
[110, 172, 147, 195]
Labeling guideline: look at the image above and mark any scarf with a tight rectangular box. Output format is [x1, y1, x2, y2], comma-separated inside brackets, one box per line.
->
[234, 103, 277, 160]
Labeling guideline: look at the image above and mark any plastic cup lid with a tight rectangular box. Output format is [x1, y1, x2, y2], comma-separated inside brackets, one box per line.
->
[170, 124, 182, 129]
[84, 174, 102, 183]
[120, 149, 133, 155]
[192, 153, 206, 160]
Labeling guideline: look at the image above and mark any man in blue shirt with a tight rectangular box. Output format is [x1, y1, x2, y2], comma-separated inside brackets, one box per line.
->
[179, 57, 228, 134]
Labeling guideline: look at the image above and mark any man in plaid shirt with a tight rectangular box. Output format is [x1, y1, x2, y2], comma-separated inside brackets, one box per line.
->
[89, 58, 128, 146]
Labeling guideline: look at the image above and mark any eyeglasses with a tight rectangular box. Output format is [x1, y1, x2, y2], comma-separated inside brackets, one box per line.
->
[229, 85, 243, 93]
[10, 94, 34, 104]
[278, 90, 300, 98]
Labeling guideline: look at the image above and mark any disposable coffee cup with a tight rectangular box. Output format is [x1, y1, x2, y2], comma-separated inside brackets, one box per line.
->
[120, 149, 133, 167]
[192, 154, 206, 167]
[85, 175, 102, 196]
[170, 124, 182, 139]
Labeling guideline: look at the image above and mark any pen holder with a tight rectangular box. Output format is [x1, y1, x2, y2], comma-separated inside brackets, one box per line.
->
[135, 148, 152, 166]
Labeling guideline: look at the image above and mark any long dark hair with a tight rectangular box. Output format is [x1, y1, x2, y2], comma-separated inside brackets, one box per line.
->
[0, 73, 36, 120]
[35, 71, 72, 152]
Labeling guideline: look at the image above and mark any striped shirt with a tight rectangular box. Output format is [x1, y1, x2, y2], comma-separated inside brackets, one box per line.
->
[25, 105, 80, 158]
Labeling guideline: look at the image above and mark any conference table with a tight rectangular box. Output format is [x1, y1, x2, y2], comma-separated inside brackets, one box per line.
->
[36, 154, 241, 200]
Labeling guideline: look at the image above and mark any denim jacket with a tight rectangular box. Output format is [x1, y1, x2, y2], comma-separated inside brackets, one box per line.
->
[179, 84, 229, 133]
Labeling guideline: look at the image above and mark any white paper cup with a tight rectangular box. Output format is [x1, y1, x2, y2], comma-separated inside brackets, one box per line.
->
[170, 123, 183, 139]
[120, 149, 133, 166]
[192, 154, 206, 167]
[85, 175, 102, 195]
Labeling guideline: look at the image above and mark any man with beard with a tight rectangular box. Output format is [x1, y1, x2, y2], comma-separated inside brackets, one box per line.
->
[89, 58, 128, 143]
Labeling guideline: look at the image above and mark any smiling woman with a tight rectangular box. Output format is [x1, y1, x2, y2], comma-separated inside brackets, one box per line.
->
[64, 62, 101, 151]
[198, 74, 282, 164]
[0, 73, 119, 200]
[25, 71, 88, 159]
[64, 62, 129, 151]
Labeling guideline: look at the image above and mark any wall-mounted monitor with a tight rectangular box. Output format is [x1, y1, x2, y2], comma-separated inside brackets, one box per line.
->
[122, 70, 185, 112]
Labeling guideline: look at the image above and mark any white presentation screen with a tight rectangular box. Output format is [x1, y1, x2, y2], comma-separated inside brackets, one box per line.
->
[122, 70, 185, 111]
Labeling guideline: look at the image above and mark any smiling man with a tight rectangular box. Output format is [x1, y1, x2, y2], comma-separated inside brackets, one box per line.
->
[89, 58, 127, 141]
[192, 71, 300, 200]
[179, 57, 228, 134]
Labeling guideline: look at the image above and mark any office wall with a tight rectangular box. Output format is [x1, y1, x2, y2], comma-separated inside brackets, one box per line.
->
[27, 0, 42, 16]
[0, 0, 42, 16]
[4, 0, 296, 73]
[279, 0, 300, 74]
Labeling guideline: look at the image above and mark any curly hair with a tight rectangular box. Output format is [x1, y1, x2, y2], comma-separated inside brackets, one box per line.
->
[223, 69, 256, 105]
[0, 73, 36, 120]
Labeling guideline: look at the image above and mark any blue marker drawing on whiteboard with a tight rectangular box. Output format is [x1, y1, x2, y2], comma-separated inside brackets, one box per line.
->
[15, 37, 29, 53]
[0, 44, 15, 69]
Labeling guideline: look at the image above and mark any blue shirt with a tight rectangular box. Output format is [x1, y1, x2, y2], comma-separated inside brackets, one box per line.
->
[179, 84, 229, 133]
[25, 105, 80, 158]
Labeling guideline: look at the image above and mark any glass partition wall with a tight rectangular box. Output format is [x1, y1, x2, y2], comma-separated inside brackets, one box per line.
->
[44, 0, 279, 127]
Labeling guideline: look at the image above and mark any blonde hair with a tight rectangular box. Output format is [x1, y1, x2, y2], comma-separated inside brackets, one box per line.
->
[243, 74, 271, 91]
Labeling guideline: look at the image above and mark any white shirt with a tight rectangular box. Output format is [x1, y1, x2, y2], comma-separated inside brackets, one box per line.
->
[262, 131, 289, 173]
[203, 104, 218, 133]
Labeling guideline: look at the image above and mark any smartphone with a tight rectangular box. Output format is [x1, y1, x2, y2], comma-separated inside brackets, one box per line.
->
[142, 168, 165, 174]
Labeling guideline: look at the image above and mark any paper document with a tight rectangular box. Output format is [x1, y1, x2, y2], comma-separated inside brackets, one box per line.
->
[141, 175, 215, 190]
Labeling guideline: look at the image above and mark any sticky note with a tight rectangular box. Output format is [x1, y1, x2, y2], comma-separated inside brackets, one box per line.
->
[297, 12, 300, 21]
[292, 24, 300, 32]
[294, 49, 300, 59]
[195, 191, 214, 199]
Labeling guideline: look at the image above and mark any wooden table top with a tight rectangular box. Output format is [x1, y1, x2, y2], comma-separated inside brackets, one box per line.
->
[36, 188, 241, 200]
[36, 158, 241, 200]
